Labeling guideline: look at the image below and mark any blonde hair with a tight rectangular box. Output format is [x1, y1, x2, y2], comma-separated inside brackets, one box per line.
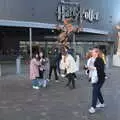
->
[85, 51, 92, 59]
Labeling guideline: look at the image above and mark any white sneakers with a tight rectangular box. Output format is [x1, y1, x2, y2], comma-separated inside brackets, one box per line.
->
[96, 103, 105, 108]
[74, 78, 77, 81]
[47, 79, 50, 82]
[89, 107, 96, 114]
[89, 103, 105, 114]
[55, 80, 59, 83]
[61, 74, 65, 77]
[32, 86, 39, 90]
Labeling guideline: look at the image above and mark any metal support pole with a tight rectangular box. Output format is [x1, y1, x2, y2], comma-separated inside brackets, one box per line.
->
[16, 56, 21, 74]
[45, 40, 48, 57]
[0, 64, 1, 77]
[73, 33, 76, 58]
[29, 27, 32, 59]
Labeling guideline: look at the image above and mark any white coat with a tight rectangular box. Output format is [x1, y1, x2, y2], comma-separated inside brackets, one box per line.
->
[60, 54, 77, 74]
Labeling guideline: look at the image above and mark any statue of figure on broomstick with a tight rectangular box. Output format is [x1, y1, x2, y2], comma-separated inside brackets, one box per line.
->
[56, 17, 82, 53]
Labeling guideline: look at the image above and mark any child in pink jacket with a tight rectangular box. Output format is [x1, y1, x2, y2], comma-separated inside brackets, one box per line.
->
[30, 53, 40, 89]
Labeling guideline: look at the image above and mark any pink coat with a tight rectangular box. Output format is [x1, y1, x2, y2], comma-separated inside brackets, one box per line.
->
[30, 58, 40, 80]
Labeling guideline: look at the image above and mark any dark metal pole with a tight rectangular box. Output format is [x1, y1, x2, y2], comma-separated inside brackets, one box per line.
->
[73, 33, 76, 57]
[29, 28, 32, 59]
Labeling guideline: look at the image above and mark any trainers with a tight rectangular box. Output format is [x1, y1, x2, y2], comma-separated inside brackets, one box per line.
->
[43, 80, 47, 87]
[96, 103, 105, 108]
[74, 78, 77, 81]
[88, 107, 96, 114]
[32, 86, 39, 90]
[55, 80, 59, 83]
[105, 76, 108, 79]
[47, 79, 50, 82]
[61, 74, 65, 77]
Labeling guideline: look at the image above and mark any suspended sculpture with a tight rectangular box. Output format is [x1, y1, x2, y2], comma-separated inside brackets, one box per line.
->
[56, 18, 82, 52]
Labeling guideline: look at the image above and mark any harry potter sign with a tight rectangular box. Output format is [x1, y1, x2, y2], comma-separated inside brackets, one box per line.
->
[56, 0, 99, 23]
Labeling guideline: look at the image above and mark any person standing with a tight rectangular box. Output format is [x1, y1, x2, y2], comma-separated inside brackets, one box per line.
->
[100, 50, 108, 79]
[57, 52, 62, 75]
[88, 48, 105, 114]
[85, 50, 94, 81]
[48, 48, 59, 82]
[30, 53, 40, 89]
[39, 51, 46, 79]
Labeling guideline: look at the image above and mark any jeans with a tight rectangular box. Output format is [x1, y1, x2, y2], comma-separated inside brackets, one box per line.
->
[32, 79, 39, 87]
[92, 80, 105, 108]
[57, 61, 61, 74]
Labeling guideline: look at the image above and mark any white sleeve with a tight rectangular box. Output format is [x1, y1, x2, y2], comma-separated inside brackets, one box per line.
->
[60, 57, 66, 70]
[87, 58, 96, 70]
[87, 58, 91, 67]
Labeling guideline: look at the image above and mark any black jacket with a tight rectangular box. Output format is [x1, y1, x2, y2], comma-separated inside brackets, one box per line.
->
[49, 52, 58, 67]
[94, 57, 105, 83]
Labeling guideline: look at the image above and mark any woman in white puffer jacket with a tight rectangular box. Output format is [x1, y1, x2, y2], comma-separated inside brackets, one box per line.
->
[60, 51, 77, 89]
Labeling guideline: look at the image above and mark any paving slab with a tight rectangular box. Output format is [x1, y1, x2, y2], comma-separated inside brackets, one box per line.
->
[0, 67, 120, 120]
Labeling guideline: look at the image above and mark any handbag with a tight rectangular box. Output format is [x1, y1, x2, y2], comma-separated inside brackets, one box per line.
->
[38, 79, 48, 88]
[91, 69, 98, 83]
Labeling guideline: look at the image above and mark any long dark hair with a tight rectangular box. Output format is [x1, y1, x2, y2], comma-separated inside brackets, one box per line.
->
[32, 52, 39, 60]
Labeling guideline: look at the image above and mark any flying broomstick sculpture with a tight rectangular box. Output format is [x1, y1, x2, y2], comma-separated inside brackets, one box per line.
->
[56, 18, 82, 51]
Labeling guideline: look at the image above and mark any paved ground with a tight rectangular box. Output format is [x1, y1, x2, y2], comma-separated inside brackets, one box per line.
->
[0, 66, 120, 120]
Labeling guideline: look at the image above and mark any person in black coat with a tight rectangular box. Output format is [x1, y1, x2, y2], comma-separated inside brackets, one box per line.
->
[89, 48, 105, 114]
[48, 48, 58, 82]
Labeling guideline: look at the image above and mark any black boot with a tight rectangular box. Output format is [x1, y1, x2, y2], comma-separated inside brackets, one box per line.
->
[65, 83, 69, 87]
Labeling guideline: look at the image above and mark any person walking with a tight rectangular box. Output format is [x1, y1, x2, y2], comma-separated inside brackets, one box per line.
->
[48, 48, 59, 82]
[88, 48, 106, 113]
[60, 49, 77, 89]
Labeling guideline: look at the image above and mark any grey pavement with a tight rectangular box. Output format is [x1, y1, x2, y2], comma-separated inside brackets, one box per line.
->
[0, 66, 120, 120]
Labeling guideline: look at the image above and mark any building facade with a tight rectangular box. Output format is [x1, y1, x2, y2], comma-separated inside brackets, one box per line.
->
[0, 0, 119, 67]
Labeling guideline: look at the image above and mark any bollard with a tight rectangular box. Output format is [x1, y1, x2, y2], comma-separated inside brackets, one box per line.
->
[106, 55, 111, 69]
[0, 64, 1, 77]
[76, 55, 80, 71]
[16, 57, 21, 74]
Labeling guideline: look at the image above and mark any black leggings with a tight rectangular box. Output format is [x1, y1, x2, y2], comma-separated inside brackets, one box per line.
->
[49, 66, 58, 80]
[39, 70, 44, 79]
[66, 73, 75, 88]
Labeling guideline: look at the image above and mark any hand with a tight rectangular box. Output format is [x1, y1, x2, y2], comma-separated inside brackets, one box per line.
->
[88, 66, 96, 70]
[83, 65, 88, 70]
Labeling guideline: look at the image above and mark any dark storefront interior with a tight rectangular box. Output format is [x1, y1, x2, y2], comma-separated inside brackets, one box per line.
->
[0, 26, 113, 61]
[0, 27, 60, 60]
